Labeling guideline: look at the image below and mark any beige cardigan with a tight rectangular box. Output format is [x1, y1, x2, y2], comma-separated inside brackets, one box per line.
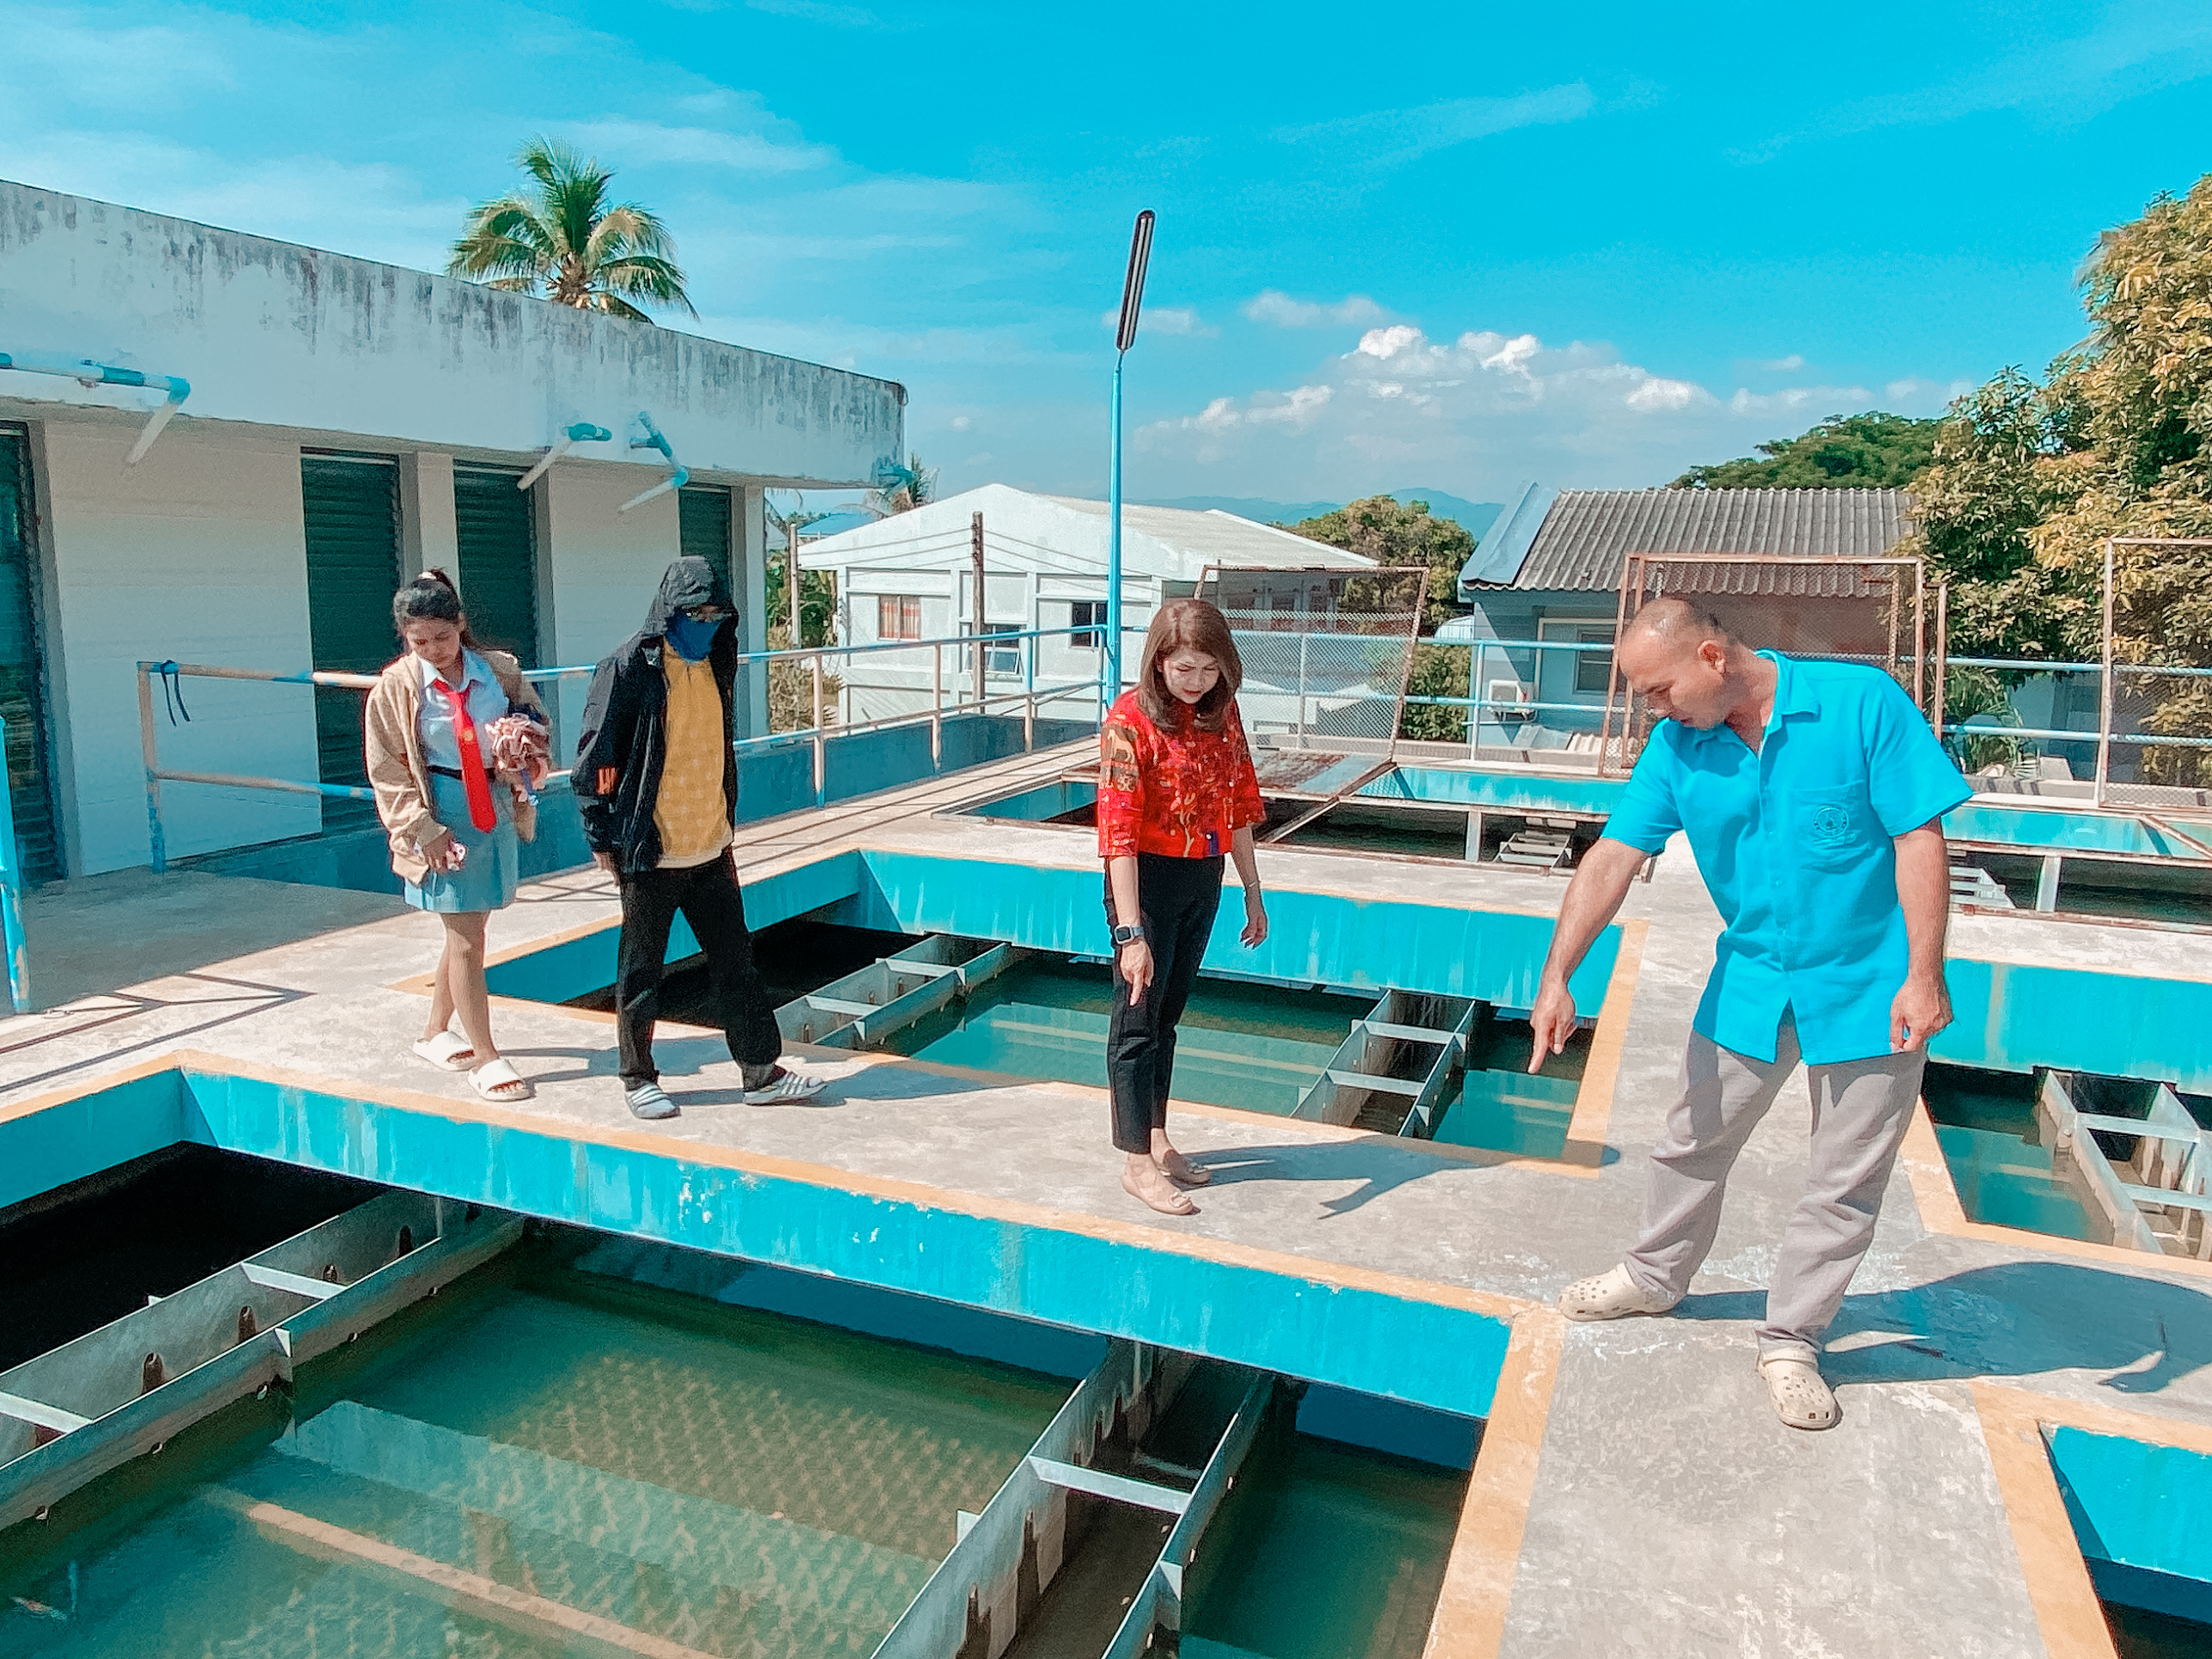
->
[364, 649, 544, 884]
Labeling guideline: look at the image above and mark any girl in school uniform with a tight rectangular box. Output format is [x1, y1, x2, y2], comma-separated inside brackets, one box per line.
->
[365, 569, 548, 1103]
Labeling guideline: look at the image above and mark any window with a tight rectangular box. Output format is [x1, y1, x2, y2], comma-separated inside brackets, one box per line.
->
[973, 623, 1022, 678]
[1573, 627, 1616, 694]
[1071, 600, 1107, 648]
[878, 594, 923, 641]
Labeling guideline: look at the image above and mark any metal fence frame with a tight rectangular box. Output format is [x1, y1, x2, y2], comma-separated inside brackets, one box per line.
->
[136, 625, 1106, 874]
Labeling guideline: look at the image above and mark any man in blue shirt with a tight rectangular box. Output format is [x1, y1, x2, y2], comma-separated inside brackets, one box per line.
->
[1532, 597, 1970, 1431]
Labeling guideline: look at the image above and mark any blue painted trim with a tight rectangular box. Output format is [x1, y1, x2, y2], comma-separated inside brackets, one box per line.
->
[1362, 767, 1626, 816]
[2049, 1426, 2212, 1620]
[847, 850, 1621, 1008]
[483, 850, 865, 1003]
[179, 1068, 1515, 1416]
[0, 1070, 185, 1210]
[1935, 960, 2212, 1093]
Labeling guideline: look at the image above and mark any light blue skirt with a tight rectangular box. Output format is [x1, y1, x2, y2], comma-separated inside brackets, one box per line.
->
[404, 770, 520, 915]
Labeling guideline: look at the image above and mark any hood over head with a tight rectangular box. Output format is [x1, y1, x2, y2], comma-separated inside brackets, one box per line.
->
[641, 556, 738, 641]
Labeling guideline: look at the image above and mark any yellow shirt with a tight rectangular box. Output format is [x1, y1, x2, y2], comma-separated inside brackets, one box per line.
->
[654, 652, 732, 867]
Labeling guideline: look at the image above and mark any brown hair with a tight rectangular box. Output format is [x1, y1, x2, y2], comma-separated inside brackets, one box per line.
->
[1135, 598, 1243, 732]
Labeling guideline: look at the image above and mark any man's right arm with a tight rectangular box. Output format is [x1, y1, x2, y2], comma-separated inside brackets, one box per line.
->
[1527, 837, 1648, 1072]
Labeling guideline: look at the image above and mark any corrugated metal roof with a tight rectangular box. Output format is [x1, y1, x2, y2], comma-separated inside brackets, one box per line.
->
[1472, 488, 1915, 592]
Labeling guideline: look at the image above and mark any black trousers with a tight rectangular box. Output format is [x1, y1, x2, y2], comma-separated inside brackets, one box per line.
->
[615, 853, 781, 1087]
[1104, 853, 1224, 1153]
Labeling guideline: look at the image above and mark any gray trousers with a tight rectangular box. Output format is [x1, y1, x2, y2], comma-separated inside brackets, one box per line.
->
[1624, 1012, 1925, 1358]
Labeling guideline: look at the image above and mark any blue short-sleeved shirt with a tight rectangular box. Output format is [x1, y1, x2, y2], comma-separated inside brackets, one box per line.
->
[1602, 652, 1972, 1065]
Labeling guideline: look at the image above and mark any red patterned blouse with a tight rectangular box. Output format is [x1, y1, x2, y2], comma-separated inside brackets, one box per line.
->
[1096, 690, 1266, 860]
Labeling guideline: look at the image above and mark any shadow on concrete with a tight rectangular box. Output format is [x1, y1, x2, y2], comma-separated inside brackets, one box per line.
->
[0, 971, 303, 1093]
[1672, 1261, 2212, 1394]
[19, 867, 407, 1010]
[1193, 1134, 1521, 1219]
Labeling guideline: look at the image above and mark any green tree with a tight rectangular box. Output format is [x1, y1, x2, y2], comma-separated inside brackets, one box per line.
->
[1672, 411, 1943, 489]
[1288, 495, 1475, 630]
[1916, 175, 2212, 782]
[448, 137, 696, 323]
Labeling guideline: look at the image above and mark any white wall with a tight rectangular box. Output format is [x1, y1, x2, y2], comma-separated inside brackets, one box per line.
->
[1, 182, 902, 489]
[36, 420, 321, 873]
[542, 461, 683, 754]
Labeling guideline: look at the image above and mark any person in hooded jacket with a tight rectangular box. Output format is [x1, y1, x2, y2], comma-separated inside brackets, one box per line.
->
[573, 557, 828, 1119]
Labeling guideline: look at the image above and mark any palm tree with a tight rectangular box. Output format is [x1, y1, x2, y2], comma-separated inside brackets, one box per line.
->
[448, 138, 696, 323]
[860, 455, 938, 518]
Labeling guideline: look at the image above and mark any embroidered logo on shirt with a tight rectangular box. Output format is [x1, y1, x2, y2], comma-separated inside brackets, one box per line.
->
[1809, 804, 1851, 844]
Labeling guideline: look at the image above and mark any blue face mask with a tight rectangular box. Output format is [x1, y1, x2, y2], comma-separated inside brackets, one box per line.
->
[665, 611, 721, 661]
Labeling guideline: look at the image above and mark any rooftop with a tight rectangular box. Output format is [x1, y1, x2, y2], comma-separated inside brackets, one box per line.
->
[1460, 483, 1917, 598]
[800, 483, 1370, 579]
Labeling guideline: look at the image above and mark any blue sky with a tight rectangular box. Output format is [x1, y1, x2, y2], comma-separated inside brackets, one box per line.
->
[7, 0, 2211, 507]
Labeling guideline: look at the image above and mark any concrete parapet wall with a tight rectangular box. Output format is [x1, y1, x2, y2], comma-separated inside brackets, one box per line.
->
[0, 180, 902, 486]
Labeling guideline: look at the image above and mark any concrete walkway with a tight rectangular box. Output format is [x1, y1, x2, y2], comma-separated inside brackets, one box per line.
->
[3, 741, 2208, 1657]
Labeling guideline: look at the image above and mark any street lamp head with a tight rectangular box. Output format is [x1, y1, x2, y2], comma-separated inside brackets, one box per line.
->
[1115, 210, 1155, 355]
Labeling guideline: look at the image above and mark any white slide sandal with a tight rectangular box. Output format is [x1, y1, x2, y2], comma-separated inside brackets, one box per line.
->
[410, 1031, 474, 1073]
[467, 1057, 532, 1103]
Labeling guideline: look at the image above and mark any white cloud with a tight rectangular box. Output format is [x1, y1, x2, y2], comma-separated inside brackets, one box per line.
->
[8, 8, 234, 106]
[1242, 290, 1388, 328]
[559, 118, 835, 173]
[1753, 353, 1807, 373]
[951, 415, 972, 431]
[1274, 83, 1595, 169]
[1097, 305, 1212, 337]
[1133, 318, 1961, 497]
[1727, 384, 1872, 416]
[748, 0, 886, 26]
[1744, 4, 2212, 160]
[1355, 325, 1426, 361]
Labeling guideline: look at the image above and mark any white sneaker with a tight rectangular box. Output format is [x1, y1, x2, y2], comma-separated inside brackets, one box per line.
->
[1558, 1264, 1678, 1322]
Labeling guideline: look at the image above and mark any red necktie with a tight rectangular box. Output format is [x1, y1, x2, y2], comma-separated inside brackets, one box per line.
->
[434, 681, 498, 833]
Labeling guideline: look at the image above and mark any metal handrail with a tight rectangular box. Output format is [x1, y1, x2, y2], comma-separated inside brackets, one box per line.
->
[133, 626, 1109, 873]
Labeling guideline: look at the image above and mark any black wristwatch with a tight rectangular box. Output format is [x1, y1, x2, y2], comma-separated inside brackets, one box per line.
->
[1112, 922, 1146, 947]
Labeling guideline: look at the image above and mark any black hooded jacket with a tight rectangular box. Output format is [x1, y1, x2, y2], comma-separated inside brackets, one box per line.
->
[573, 557, 742, 874]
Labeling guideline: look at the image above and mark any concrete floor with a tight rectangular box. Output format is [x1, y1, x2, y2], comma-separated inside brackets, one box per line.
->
[3, 739, 2209, 1657]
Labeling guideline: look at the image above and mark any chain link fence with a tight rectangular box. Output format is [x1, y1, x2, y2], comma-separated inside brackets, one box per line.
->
[1196, 565, 1429, 747]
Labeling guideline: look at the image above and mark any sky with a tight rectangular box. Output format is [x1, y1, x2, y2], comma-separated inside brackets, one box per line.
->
[6, 0, 2212, 509]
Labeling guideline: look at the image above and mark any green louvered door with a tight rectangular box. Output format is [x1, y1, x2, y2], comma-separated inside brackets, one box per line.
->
[0, 427, 60, 881]
[454, 465, 539, 666]
[300, 454, 402, 811]
[679, 484, 733, 592]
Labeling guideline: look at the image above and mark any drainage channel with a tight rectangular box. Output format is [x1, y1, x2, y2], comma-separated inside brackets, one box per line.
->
[0, 1183, 1474, 1658]
[1924, 1061, 2211, 1258]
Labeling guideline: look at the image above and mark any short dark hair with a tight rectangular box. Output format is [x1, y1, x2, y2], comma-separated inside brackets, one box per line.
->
[1135, 599, 1243, 732]
[1625, 594, 1731, 650]
[392, 568, 479, 648]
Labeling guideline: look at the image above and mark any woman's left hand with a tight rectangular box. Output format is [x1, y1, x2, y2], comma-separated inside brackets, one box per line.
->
[1241, 890, 1268, 947]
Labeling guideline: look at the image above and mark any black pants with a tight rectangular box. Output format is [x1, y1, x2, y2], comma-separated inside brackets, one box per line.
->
[615, 853, 781, 1088]
[1105, 853, 1224, 1153]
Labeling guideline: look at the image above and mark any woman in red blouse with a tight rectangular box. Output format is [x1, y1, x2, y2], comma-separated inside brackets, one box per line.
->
[1097, 599, 1270, 1215]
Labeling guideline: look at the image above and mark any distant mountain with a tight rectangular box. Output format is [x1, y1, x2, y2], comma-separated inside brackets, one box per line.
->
[1148, 490, 1502, 538]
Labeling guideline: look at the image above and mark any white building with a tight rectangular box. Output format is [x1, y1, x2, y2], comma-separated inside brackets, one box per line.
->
[799, 484, 1370, 724]
[0, 179, 902, 878]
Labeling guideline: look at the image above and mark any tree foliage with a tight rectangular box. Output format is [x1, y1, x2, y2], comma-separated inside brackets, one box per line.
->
[1288, 495, 1475, 630]
[1917, 176, 2212, 780]
[449, 137, 696, 323]
[865, 455, 939, 518]
[1672, 411, 1942, 489]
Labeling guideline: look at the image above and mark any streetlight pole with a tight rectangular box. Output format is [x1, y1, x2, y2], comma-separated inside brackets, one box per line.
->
[1106, 210, 1154, 701]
